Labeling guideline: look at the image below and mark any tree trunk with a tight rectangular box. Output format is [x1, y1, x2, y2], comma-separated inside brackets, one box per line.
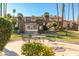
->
[45, 17, 49, 26]
[54, 27, 56, 32]
[78, 3, 79, 24]
[61, 3, 65, 29]
[77, 3, 79, 31]
[72, 3, 75, 30]
[56, 3, 59, 30]
[67, 3, 70, 30]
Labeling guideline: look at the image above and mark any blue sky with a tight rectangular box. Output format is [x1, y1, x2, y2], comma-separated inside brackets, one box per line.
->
[7, 3, 79, 20]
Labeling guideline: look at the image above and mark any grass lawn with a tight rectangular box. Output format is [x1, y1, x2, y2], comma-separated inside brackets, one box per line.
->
[10, 34, 31, 40]
[56, 31, 74, 35]
[46, 31, 79, 43]
[10, 31, 79, 43]
[46, 35, 79, 42]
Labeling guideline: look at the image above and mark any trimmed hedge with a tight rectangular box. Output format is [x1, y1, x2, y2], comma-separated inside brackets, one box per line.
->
[0, 17, 12, 51]
[21, 42, 55, 56]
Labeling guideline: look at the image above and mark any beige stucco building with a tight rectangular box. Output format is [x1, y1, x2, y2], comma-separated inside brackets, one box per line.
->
[17, 16, 73, 32]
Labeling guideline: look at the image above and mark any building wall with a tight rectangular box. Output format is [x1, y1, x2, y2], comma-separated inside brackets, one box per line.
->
[63, 21, 73, 29]
[25, 23, 38, 31]
[17, 16, 73, 32]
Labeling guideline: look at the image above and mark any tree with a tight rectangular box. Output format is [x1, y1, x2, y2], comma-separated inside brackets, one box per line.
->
[17, 13, 25, 33]
[65, 3, 70, 36]
[12, 9, 16, 17]
[6, 13, 12, 19]
[32, 15, 36, 19]
[61, 3, 65, 29]
[36, 17, 43, 34]
[56, 3, 59, 29]
[36, 17, 39, 25]
[53, 22, 58, 32]
[44, 12, 49, 26]
[6, 13, 17, 33]
[17, 13, 25, 41]
[77, 4, 79, 26]
[12, 9, 16, 31]
[0, 17, 12, 52]
[72, 3, 75, 30]
[47, 21, 58, 32]
[67, 3, 70, 30]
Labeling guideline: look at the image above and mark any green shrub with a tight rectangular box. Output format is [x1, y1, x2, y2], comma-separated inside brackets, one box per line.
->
[13, 26, 19, 33]
[59, 27, 65, 31]
[0, 17, 12, 51]
[21, 42, 55, 56]
[53, 22, 58, 27]
[43, 25, 49, 31]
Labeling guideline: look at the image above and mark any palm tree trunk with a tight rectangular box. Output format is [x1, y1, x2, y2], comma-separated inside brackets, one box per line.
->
[78, 3, 79, 24]
[72, 3, 75, 30]
[68, 4, 70, 21]
[66, 3, 70, 36]
[78, 3, 79, 31]
[78, 3, 79, 23]
[68, 3, 70, 30]
[61, 3, 65, 29]
[13, 13, 15, 30]
[56, 3, 59, 30]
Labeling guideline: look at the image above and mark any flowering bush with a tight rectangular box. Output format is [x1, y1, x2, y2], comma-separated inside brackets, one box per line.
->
[21, 42, 55, 56]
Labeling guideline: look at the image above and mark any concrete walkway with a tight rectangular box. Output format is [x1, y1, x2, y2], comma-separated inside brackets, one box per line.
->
[2, 39, 79, 56]
[3, 40, 24, 56]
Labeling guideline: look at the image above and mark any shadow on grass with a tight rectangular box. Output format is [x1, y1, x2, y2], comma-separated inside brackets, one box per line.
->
[46, 35, 64, 39]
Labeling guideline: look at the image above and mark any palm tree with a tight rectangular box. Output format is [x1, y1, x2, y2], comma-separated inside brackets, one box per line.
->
[12, 9, 16, 17]
[53, 21, 58, 32]
[65, 3, 70, 36]
[78, 4, 79, 25]
[72, 3, 75, 30]
[44, 12, 49, 26]
[17, 13, 25, 41]
[61, 3, 65, 29]
[17, 13, 25, 33]
[56, 3, 59, 30]
[32, 15, 35, 19]
[67, 3, 70, 30]
[6, 13, 17, 33]
[36, 17, 44, 34]
[77, 3, 79, 31]
[6, 13, 12, 19]
[12, 9, 16, 30]
[68, 4, 70, 21]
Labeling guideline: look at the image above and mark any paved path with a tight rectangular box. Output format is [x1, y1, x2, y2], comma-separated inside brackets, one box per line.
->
[3, 40, 24, 56]
[2, 39, 79, 56]
[52, 42, 79, 56]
